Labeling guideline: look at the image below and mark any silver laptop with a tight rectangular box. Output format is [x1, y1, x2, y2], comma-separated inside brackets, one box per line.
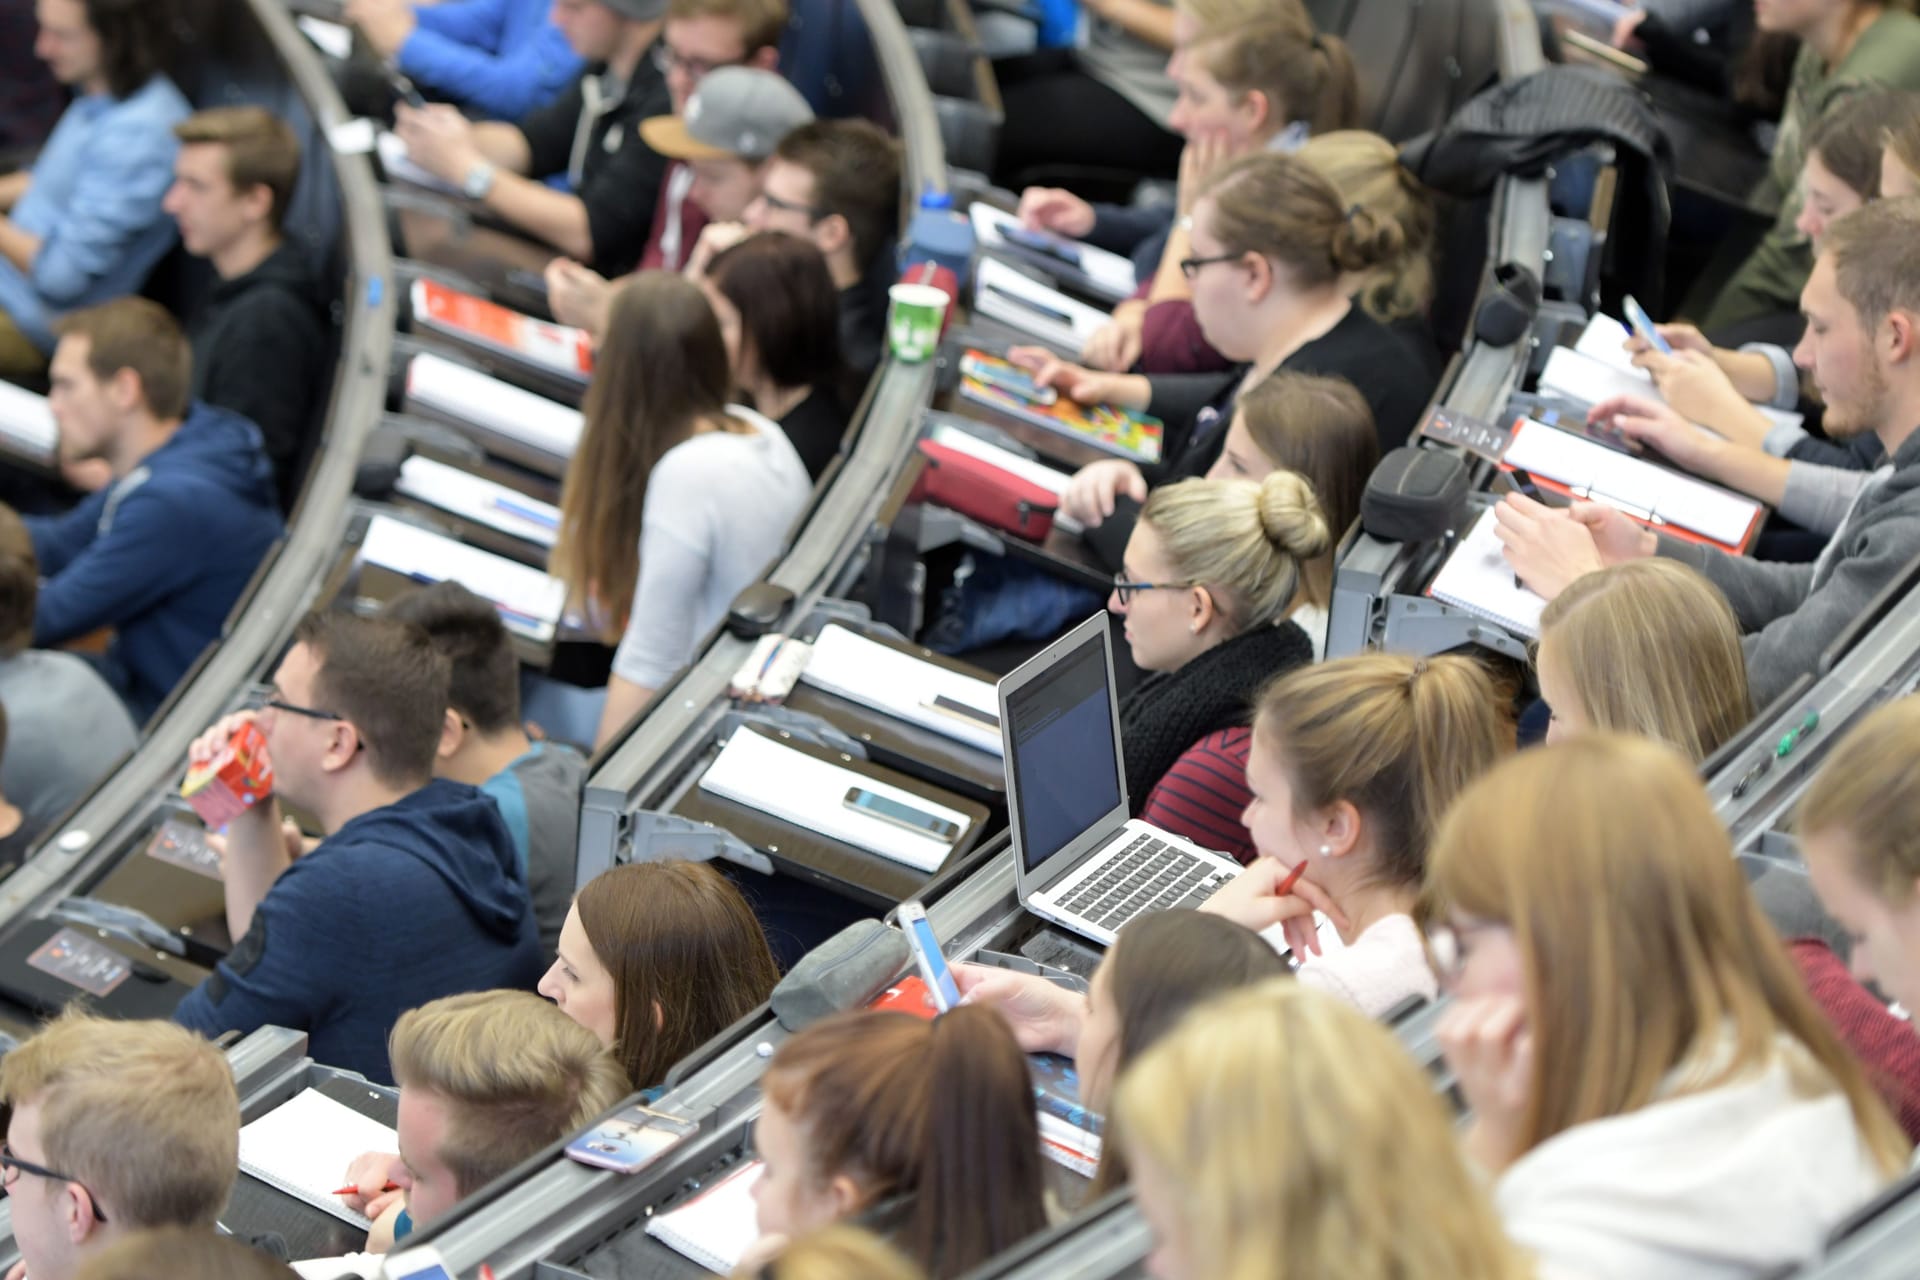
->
[998, 614, 1244, 946]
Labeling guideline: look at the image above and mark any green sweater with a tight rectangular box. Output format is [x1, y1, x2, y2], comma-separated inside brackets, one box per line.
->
[1703, 7, 1920, 331]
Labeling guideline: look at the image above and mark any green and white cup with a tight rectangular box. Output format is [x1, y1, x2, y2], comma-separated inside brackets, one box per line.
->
[887, 283, 950, 363]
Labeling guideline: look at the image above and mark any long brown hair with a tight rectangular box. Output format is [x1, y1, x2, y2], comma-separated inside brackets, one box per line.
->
[551, 273, 734, 634]
[761, 1006, 1047, 1278]
[1192, 15, 1361, 137]
[1427, 734, 1909, 1174]
[574, 861, 778, 1088]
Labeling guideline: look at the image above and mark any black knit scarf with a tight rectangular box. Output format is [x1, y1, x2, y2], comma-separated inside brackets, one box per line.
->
[1118, 620, 1314, 812]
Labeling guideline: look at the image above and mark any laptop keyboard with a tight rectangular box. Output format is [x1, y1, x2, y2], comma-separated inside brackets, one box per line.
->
[1057, 833, 1229, 932]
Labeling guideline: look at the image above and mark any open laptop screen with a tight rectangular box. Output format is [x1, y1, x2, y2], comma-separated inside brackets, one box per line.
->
[1004, 629, 1124, 875]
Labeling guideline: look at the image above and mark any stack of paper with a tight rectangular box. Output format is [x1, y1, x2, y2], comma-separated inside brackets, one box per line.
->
[972, 256, 1112, 352]
[1505, 419, 1763, 548]
[968, 204, 1137, 302]
[698, 726, 970, 871]
[238, 1089, 399, 1230]
[1558, 316, 1802, 433]
[799, 625, 1002, 756]
[1426, 509, 1548, 640]
[0, 381, 57, 466]
[644, 1162, 764, 1274]
[405, 353, 584, 459]
[359, 512, 568, 642]
[394, 455, 559, 549]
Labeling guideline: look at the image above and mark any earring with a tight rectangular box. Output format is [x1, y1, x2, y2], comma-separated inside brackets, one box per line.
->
[1318, 844, 1331, 856]
[1189, 623, 1198, 634]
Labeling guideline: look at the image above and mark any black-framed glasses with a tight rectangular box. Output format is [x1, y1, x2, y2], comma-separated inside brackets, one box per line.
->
[757, 188, 824, 220]
[263, 697, 345, 723]
[1178, 251, 1245, 281]
[651, 42, 747, 81]
[1, 1143, 107, 1222]
[1110, 575, 1196, 607]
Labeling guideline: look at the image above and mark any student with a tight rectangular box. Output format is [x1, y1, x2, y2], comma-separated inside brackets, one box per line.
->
[0, 2, 66, 155]
[1497, 198, 1920, 708]
[544, 64, 814, 328]
[746, 1227, 926, 1280]
[1535, 559, 1754, 759]
[733, 119, 902, 380]
[76, 1229, 300, 1280]
[538, 860, 779, 1090]
[0, 0, 188, 379]
[173, 611, 545, 1084]
[1883, 89, 1920, 195]
[321, 991, 629, 1270]
[1200, 653, 1506, 1018]
[0, 1011, 240, 1280]
[1700, 0, 1920, 338]
[750, 1005, 1048, 1278]
[1112, 472, 1323, 862]
[0, 505, 136, 833]
[343, 0, 583, 122]
[954, 909, 1287, 1187]
[1430, 734, 1908, 1278]
[384, 581, 587, 958]
[23, 298, 283, 719]
[392, 0, 670, 279]
[1022, 153, 1435, 536]
[548, 273, 809, 747]
[704, 230, 850, 480]
[1114, 981, 1532, 1280]
[163, 106, 331, 509]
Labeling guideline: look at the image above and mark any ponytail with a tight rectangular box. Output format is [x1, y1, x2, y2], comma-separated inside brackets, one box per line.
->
[1195, 19, 1362, 138]
[1141, 472, 1328, 632]
[1253, 653, 1507, 890]
[1305, 31, 1362, 134]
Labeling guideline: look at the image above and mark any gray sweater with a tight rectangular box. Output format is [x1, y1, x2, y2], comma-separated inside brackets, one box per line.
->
[1661, 427, 1920, 706]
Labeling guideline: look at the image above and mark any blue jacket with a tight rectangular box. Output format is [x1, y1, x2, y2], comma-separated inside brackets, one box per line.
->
[0, 75, 189, 351]
[400, 0, 583, 122]
[25, 402, 284, 720]
[175, 779, 546, 1083]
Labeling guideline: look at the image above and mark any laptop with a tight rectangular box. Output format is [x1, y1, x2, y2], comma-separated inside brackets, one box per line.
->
[998, 613, 1245, 946]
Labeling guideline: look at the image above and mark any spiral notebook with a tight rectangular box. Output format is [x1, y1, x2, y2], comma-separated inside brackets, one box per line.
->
[1426, 508, 1548, 640]
[644, 1161, 765, 1273]
[238, 1088, 400, 1230]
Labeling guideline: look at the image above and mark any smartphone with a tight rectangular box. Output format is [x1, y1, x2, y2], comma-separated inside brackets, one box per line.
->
[1623, 294, 1671, 355]
[923, 692, 999, 730]
[961, 352, 1058, 406]
[1001, 223, 1083, 267]
[381, 1245, 455, 1280]
[897, 899, 962, 1011]
[390, 71, 429, 110]
[843, 786, 962, 843]
[564, 1104, 699, 1173]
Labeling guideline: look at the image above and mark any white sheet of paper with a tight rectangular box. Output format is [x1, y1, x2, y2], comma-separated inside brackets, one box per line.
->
[0, 380, 58, 464]
[1426, 508, 1547, 640]
[238, 1089, 399, 1231]
[698, 726, 969, 871]
[394, 455, 559, 548]
[405, 353, 584, 459]
[799, 625, 1003, 756]
[1504, 419, 1761, 546]
[360, 512, 566, 641]
[972, 256, 1111, 351]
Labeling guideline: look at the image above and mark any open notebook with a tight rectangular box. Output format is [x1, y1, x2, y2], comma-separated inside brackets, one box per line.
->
[698, 726, 970, 871]
[968, 204, 1137, 302]
[239, 1088, 399, 1231]
[799, 625, 1002, 756]
[644, 1161, 765, 1274]
[1426, 508, 1548, 640]
[404, 353, 584, 460]
[1554, 317, 1803, 434]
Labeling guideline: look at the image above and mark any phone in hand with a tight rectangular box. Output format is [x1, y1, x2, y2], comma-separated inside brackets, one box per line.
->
[389, 71, 429, 110]
[564, 1104, 699, 1173]
[1623, 294, 1671, 355]
[897, 899, 962, 1011]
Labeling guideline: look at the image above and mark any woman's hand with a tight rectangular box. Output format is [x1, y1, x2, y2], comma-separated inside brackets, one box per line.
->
[1006, 346, 1150, 410]
[1082, 300, 1146, 372]
[1017, 187, 1097, 238]
[952, 963, 1087, 1056]
[1200, 858, 1350, 958]
[1059, 458, 1148, 526]
[1438, 993, 1536, 1173]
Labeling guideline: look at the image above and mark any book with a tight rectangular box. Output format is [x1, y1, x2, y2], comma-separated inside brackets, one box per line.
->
[1426, 508, 1548, 640]
[967, 204, 1137, 303]
[957, 350, 1163, 465]
[238, 1088, 400, 1231]
[409, 278, 592, 382]
[798, 625, 1003, 757]
[644, 1161, 765, 1274]
[972, 256, 1112, 352]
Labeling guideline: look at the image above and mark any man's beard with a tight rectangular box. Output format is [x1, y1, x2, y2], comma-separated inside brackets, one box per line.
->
[1821, 354, 1889, 441]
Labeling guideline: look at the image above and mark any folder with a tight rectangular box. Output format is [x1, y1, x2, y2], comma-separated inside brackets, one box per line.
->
[358, 512, 567, 643]
[799, 625, 1003, 756]
[1426, 508, 1548, 640]
[0, 380, 58, 467]
[697, 726, 971, 871]
[968, 204, 1138, 303]
[409, 278, 592, 383]
[393, 455, 559, 549]
[405, 352, 584, 460]
[972, 256, 1112, 352]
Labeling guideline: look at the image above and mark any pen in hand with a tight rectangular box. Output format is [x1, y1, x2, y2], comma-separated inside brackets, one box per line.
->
[333, 1180, 401, 1197]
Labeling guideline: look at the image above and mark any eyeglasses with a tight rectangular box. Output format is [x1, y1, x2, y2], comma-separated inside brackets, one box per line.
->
[1111, 575, 1196, 607]
[756, 188, 824, 220]
[1, 1143, 108, 1223]
[1424, 917, 1500, 985]
[1178, 251, 1246, 281]
[263, 697, 345, 723]
[651, 42, 747, 81]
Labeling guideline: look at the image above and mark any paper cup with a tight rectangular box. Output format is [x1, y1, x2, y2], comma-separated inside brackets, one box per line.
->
[887, 283, 950, 363]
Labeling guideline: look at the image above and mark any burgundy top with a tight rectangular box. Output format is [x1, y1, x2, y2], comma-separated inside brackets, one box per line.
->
[1140, 726, 1257, 864]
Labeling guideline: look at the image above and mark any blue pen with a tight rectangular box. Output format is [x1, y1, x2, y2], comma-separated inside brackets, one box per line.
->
[492, 494, 559, 530]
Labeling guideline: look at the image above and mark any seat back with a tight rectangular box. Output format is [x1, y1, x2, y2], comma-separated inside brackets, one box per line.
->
[1304, 0, 1502, 142]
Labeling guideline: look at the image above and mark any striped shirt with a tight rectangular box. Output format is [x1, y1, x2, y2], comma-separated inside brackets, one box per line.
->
[1140, 727, 1256, 864]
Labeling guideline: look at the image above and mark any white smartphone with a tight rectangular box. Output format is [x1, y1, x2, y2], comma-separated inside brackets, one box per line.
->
[897, 899, 962, 1011]
[1623, 294, 1671, 354]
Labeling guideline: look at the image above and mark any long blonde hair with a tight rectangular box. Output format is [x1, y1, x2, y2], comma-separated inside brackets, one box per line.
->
[1297, 130, 1437, 325]
[1536, 559, 1754, 763]
[1799, 694, 1920, 903]
[1140, 470, 1329, 632]
[1427, 734, 1909, 1174]
[1114, 980, 1533, 1280]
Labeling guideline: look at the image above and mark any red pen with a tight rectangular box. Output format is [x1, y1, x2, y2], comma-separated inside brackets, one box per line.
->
[1276, 859, 1308, 896]
[480, 1267, 497, 1280]
[331, 1180, 400, 1196]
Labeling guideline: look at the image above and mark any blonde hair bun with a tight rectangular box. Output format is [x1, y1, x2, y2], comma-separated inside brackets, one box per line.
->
[1257, 469, 1333, 561]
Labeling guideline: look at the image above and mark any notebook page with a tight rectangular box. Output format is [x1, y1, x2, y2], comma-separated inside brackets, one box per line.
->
[1543, 342, 1802, 433]
[644, 1162, 765, 1274]
[698, 726, 969, 871]
[1504, 421, 1761, 546]
[927, 423, 1071, 497]
[394, 455, 559, 548]
[1572, 312, 1638, 375]
[360, 513, 567, 641]
[0, 381, 56, 465]
[973, 256, 1110, 349]
[405, 353, 584, 459]
[1426, 509, 1547, 639]
[238, 1089, 399, 1230]
[800, 625, 1003, 756]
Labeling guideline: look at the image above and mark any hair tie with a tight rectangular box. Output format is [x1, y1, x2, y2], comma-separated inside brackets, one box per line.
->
[1344, 204, 1363, 224]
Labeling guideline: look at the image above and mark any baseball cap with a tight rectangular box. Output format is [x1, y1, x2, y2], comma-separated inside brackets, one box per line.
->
[640, 67, 815, 162]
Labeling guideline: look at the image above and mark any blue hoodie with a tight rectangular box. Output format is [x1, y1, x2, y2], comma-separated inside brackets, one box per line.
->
[25, 401, 283, 719]
[174, 779, 545, 1083]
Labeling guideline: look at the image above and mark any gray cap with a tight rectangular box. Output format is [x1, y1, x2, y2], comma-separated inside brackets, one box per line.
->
[601, 0, 667, 22]
[639, 67, 815, 162]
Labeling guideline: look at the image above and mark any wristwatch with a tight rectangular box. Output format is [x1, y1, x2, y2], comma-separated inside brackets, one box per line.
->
[462, 159, 496, 201]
